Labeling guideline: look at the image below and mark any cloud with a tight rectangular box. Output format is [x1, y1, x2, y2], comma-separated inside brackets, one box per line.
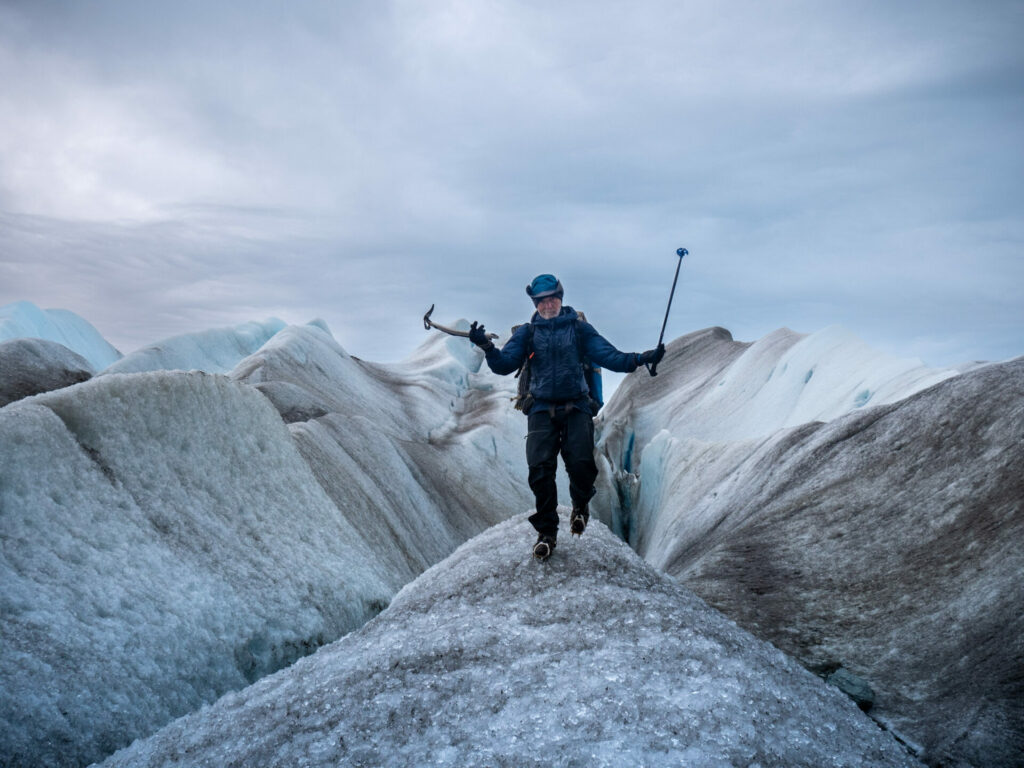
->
[0, 1, 1021, 367]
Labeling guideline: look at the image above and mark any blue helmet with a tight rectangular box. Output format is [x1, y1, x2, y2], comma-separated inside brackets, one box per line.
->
[526, 274, 564, 304]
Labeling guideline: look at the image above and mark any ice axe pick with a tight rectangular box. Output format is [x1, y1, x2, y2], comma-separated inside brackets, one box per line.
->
[422, 304, 498, 340]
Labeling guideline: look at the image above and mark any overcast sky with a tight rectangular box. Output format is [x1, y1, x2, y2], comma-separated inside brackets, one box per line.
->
[2, 0, 1022, 373]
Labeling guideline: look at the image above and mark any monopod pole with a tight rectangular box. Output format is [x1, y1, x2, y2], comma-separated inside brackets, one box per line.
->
[649, 247, 687, 377]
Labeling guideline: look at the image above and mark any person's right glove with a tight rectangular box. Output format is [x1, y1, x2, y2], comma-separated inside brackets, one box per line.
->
[469, 321, 493, 350]
[637, 343, 666, 367]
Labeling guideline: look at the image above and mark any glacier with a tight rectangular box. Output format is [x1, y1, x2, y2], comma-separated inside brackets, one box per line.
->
[228, 320, 532, 585]
[0, 317, 526, 767]
[97, 513, 922, 768]
[1, 371, 390, 767]
[101, 317, 288, 375]
[0, 337, 94, 407]
[1, 309, 1020, 767]
[594, 326, 1023, 767]
[0, 301, 121, 371]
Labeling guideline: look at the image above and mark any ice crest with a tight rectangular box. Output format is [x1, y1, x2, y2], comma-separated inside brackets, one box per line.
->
[0, 300, 122, 370]
[99, 513, 921, 768]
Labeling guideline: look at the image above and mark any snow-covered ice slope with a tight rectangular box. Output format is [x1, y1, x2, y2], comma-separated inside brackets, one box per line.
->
[601, 326, 957, 448]
[230, 321, 531, 585]
[99, 512, 922, 768]
[1, 317, 533, 767]
[594, 326, 960, 550]
[101, 317, 288, 375]
[595, 326, 1023, 767]
[0, 300, 121, 370]
[0, 372, 392, 768]
[0, 337, 94, 406]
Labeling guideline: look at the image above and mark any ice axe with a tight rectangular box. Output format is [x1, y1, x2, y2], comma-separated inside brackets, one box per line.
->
[647, 247, 687, 377]
[423, 304, 498, 340]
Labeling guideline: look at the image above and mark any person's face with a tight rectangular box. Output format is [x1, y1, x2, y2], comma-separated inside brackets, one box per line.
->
[535, 296, 561, 320]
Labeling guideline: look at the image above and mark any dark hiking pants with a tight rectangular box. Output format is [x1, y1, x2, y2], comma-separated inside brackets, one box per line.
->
[526, 407, 598, 538]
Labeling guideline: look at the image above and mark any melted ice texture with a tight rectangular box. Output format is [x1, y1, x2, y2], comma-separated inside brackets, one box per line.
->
[100, 513, 922, 768]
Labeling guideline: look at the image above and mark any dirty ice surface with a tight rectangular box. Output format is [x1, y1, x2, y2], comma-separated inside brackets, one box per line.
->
[1, 315, 526, 767]
[591, 325, 1023, 766]
[101, 514, 921, 768]
[591, 325, 963, 549]
[0, 371, 392, 767]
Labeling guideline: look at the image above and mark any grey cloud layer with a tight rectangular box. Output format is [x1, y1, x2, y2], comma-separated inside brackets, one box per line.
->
[0, 1, 1021, 364]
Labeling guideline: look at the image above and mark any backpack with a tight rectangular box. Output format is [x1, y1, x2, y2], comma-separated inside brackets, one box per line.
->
[512, 312, 604, 414]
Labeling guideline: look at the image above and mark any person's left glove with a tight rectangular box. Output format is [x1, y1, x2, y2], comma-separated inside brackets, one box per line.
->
[637, 343, 665, 366]
[469, 321, 493, 350]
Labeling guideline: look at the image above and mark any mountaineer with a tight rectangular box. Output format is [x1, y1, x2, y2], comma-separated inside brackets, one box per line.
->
[469, 274, 665, 561]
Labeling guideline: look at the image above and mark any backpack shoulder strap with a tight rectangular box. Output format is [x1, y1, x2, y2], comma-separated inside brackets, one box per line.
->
[512, 321, 535, 411]
[511, 322, 535, 378]
[574, 317, 588, 362]
[574, 315, 604, 410]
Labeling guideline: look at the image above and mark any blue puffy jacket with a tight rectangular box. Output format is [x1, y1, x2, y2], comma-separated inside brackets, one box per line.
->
[483, 306, 640, 415]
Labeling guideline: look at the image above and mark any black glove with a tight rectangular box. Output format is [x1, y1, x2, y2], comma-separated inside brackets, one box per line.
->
[637, 343, 665, 367]
[469, 321, 493, 350]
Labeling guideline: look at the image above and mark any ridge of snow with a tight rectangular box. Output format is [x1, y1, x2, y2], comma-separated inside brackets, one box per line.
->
[0, 370, 391, 768]
[1, 318, 535, 766]
[229, 322, 531, 584]
[99, 512, 921, 768]
[600, 325, 958, 447]
[0, 337, 94, 406]
[593, 327, 1022, 766]
[0, 300, 122, 370]
[593, 324, 960, 549]
[100, 317, 289, 375]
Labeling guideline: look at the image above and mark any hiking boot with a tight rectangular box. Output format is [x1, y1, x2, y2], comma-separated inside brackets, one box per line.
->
[533, 534, 557, 561]
[570, 505, 589, 536]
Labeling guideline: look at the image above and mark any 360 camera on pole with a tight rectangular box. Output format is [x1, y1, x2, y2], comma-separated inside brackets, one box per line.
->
[648, 247, 687, 377]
